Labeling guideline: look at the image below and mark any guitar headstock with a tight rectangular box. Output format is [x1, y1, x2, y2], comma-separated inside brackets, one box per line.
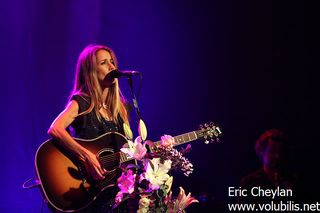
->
[197, 122, 222, 144]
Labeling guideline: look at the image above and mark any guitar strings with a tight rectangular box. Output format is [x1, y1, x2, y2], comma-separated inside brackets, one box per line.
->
[98, 153, 124, 168]
[99, 153, 120, 161]
[99, 156, 118, 163]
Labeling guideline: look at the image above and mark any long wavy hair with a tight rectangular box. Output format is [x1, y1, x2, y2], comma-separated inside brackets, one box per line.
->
[70, 44, 129, 125]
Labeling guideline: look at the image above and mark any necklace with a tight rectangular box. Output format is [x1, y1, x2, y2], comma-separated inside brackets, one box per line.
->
[101, 103, 110, 120]
[102, 103, 108, 110]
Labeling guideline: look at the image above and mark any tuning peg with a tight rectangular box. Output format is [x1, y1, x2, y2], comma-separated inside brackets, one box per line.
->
[210, 138, 220, 143]
[215, 126, 222, 134]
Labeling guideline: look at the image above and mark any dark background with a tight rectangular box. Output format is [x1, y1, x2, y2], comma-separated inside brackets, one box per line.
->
[0, 0, 318, 212]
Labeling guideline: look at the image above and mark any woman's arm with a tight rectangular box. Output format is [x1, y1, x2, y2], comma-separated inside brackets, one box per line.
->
[48, 100, 106, 180]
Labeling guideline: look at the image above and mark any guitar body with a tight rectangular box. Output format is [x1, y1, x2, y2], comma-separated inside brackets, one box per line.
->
[35, 132, 128, 212]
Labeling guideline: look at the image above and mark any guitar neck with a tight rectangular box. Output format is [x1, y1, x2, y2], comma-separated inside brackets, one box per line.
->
[119, 131, 199, 163]
[119, 152, 133, 164]
[153, 131, 198, 148]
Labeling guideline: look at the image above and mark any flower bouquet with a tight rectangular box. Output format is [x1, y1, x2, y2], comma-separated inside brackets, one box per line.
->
[113, 132, 198, 213]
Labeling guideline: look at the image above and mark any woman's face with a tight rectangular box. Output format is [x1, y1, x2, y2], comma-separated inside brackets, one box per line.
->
[96, 49, 116, 87]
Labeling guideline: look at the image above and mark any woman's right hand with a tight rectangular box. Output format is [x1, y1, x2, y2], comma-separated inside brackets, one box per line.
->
[47, 100, 106, 181]
[81, 150, 107, 181]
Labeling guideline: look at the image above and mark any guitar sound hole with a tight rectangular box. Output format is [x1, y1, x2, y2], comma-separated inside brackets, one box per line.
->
[97, 149, 119, 171]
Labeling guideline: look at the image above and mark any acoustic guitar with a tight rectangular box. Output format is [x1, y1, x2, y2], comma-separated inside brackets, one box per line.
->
[35, 122, 222, 212]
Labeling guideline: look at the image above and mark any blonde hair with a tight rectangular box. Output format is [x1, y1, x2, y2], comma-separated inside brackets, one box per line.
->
[70, 44, 129, 125]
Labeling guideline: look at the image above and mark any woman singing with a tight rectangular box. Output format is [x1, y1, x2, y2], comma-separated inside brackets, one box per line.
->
[48, 44, 133, 212]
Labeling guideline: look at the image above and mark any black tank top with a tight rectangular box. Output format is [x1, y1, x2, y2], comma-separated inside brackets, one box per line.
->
[69, 94, 124, 139]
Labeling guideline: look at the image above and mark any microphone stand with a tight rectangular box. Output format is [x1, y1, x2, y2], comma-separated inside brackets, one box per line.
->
[127, 75, 149, 146]
[127, 75, 152, 154]
[128, 76, 141, 120]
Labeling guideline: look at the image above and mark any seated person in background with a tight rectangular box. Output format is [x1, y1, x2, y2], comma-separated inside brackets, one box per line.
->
[240, 129, 306, 202]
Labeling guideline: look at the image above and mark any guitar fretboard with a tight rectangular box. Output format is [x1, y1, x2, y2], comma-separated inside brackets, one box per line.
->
[119, 152, 133, 164]
[119, 131, 199, 163]
[153, 131, 198, 150]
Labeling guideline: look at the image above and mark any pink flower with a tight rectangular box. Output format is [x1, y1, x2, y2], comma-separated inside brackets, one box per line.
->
[170, 187, 199, 212]
[161, 134, 175, 148]
[113, 191, 124, 208]
[121, 136, 147, 160]
[117, 169, 136, 194]
[164, 191, 173, 206]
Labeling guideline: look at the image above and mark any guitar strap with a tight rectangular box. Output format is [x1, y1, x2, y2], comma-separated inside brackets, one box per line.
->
[78, 95, 89, 129]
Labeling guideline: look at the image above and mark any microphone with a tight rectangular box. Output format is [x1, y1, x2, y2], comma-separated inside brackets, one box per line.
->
[109, 69, 141, 78]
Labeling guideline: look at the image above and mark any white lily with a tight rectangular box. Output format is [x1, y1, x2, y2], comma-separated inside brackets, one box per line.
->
[141, 158, 172, 190]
